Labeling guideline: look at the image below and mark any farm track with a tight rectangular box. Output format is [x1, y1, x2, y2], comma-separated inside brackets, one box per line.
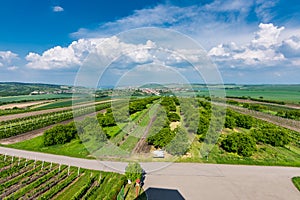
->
[0, 99, 115, 122]
[227, 97, 300, 109]
[132, 115, 157, 154]
[0, 109, 106, 145]
[217, 102, 300, 132]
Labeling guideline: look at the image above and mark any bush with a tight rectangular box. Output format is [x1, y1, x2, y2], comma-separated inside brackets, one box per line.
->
[44, 122, 77, 146]
[251, 125, 290, 147]
[224, 116, 236, 129]
[235, 114, 253, 129]
[221, 132, 256, 157]
[125, 162, 143, 182]
[147, 127, 175, 148]
[167, 112, 180, 122]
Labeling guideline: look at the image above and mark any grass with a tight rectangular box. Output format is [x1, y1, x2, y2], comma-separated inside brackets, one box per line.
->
[178, 141, 300, 167]
[225, 88, 300, 103]
[292, 177, 300, 191]
[103, 124, 125, 138]
[35, 99, 74, 109]
[7, 136, 91, 159]
[120, 136, 139, 152]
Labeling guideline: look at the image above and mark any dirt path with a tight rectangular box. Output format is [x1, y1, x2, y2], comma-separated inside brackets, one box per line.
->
[0, 109, 106, 145]
[227, 97, 300, 109]
[132, 109, 158, 154]
[216, 102, 300, 132]
[0, 99, 115, 122]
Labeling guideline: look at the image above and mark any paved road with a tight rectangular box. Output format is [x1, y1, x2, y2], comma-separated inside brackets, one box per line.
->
[0, 147, 299, 200]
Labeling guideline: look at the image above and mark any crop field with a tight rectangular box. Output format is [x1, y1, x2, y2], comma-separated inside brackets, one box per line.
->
[3, 95, 300, 167]
[224, 85, 300, 103]
[0, 103, 111, 140]
[0, 154, 125, 199]
[0, 94, 73, 105]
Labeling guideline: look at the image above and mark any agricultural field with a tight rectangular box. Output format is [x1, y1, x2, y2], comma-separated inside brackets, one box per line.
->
[0, 103, 111, 140]
[227, 99, 300, 121]
[0, 94, 73, 105]
[4, 95, 300, 167]
[1, 91, 300, 198]
[0, 154, 126, 199]
[224, 85, 300, 103]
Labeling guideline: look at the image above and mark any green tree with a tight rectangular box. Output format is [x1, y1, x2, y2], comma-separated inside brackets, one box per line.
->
[125, 162, 143, 182]
[221, 132, 256, 157]
[251, 125, 290, 147]
[166, 128, 189, 156]
[167, 112, 180, 122]
[147, 127, 175, 148]
[224, 116, 236, 129]
[44, 122, 77, 146]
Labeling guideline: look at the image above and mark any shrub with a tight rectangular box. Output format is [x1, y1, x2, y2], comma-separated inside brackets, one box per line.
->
[221, 132, 256, 157]
[125, 162, 143, 182]
[44, 122, 77, 146]
[251, 125, 290, 147]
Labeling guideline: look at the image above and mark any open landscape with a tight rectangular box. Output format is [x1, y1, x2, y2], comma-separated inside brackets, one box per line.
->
[1, 0, 300, 199]
[0, 83, 300, 198]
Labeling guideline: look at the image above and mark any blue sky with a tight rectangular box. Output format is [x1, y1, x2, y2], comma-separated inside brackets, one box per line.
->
[0, 0, 300, 86]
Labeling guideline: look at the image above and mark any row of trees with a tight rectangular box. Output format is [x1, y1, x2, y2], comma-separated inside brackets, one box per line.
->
[221, 109, 291, 156]
[227, 99, 300, 121]
[129, 97, 159, 114]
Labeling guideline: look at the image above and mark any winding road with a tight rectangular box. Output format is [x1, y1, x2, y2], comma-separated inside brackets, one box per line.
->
[0, 146, 299, 200]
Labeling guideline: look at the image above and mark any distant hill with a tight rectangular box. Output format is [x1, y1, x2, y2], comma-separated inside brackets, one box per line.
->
[0, 82, 70, 97]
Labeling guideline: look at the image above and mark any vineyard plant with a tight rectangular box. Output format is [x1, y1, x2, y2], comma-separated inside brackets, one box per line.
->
[0, 154, 125, 199]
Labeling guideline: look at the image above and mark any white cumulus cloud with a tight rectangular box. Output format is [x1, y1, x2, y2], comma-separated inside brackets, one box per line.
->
[25, 37, 157, 70]
[251, 23, 284, 48]
[53, 6, 64, 12]
[209, 23, 288, 67]
[0, 51, 19, 68]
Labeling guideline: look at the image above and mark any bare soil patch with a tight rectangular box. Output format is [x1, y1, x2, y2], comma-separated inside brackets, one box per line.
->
[0, 100, 54, 110]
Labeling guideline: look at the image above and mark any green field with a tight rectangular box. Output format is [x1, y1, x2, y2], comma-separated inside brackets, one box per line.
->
[225, 85, 300, 103]
[7, 136, 90, 159]
[0, 94, 73, 104]
[194, 85, 300, 103]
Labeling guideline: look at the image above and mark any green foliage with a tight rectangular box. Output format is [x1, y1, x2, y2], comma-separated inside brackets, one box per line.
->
[44, 122, 77, 146]
[251, 125, 290, 147]
[197, 109, 210, 136]
[292, 177, 300, 191]
[221, 132, 256, 157]
[129, 97, 158, 114]
[0, 103, 110, 139]
[98, 112, 116, 127]
[166, 128, 189, 156]
[224, 115, 236, 129]
[160, 97, 178, 112]
[147, 127, 175, 148]
[167, 112, 180, 122]
[235, 114, 253, 129]
[125, 162, 143, 182]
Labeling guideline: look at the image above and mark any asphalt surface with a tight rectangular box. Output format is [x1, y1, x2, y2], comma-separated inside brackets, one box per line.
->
[0, 146, 299, 200]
